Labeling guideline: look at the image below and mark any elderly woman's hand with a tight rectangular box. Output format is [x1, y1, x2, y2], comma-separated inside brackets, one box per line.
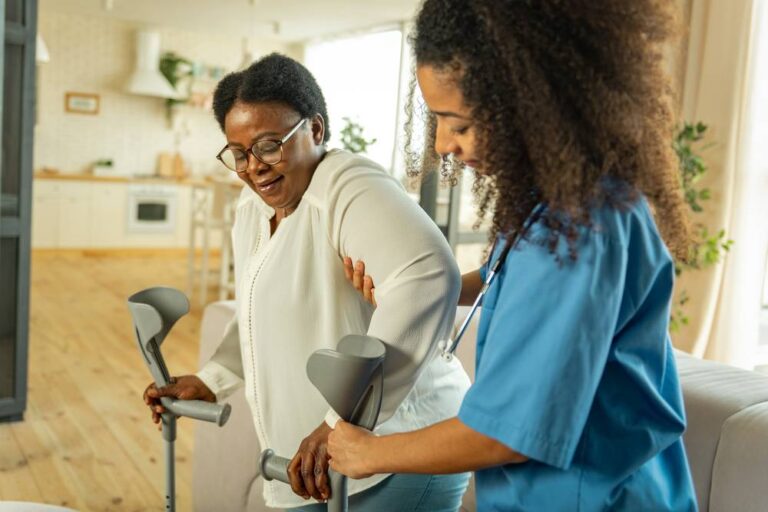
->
[288, 421, 333, 501]
[328, 420, 376, 479]
[342, 257, 377, 306]
[143, 375, 216, 430]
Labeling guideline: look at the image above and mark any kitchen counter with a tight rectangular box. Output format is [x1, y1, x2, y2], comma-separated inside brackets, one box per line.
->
[33, 171, 241, 188]
[32, 172, 243, 250]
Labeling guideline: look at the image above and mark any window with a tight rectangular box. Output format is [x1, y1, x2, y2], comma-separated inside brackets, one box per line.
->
[305, 28, 405, 173]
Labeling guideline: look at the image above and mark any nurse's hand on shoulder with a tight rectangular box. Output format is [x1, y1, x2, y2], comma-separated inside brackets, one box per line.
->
[143, 375, 216, 431]
[327, 420, 375, 479]
[343, 256, 485, 309]
[288, 421, 333, 502]
[343, 257, 376, 306]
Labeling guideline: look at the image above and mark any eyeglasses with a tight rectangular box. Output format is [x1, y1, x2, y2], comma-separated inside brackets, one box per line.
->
[216, 117, 307, 172]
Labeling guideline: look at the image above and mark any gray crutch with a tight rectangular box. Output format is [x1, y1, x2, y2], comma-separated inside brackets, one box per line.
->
[259, 334, 386, 512]
[128, 286, 232, 512]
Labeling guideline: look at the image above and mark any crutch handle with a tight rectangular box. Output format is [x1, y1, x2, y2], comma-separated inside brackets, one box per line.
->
[160, 397, 231, 426]
[259, 449, 291, 483]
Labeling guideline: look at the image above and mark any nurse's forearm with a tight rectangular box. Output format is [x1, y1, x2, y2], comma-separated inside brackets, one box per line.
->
[367, 417, 527, 474]
[458, 270, 483, 306]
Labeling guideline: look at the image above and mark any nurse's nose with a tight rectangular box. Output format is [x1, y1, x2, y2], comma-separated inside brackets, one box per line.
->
[434, 121, 462, 158]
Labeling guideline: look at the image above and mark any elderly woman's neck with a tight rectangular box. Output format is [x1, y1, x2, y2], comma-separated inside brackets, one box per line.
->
[270, 148, 327, 231]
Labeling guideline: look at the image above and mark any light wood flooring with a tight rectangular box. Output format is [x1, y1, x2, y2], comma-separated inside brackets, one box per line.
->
[0, 250, 217, 511]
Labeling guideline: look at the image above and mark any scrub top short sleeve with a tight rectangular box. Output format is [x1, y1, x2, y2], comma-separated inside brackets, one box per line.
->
[457, 201, 697, 511]
[458, 225, 626, 470]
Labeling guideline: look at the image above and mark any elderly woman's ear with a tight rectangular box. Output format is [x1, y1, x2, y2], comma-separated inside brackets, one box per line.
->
[311, 114, 326, 145]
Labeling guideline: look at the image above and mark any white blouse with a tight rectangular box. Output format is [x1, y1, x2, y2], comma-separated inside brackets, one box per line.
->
[197, 149, 470, 508]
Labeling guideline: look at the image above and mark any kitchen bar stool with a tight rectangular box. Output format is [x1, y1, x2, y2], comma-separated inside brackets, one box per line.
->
[187, 177, 240, 306]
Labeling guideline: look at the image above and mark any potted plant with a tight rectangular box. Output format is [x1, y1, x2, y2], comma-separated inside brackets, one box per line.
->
[160, 51, 193, 123]
[340, 117, 376, 154]
[92, 158, 114, 176]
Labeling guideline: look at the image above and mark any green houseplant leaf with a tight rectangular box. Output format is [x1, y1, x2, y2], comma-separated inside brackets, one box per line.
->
[670, 122, 734, 331]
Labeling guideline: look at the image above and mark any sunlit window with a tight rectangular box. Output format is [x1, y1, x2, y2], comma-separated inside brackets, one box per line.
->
[305, 29, 404, 173]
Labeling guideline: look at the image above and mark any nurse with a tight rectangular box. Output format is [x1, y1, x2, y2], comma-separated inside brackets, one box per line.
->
[327, 0, 699, 510]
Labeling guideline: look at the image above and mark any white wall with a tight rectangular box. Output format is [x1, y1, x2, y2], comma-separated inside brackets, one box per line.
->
[34, 11, 297, 177]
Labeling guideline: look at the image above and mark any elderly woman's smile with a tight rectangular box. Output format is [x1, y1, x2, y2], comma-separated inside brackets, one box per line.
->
[255, 174, 284, 194]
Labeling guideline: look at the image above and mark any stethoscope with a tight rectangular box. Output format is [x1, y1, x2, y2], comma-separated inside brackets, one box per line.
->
[439, 207, 543, 361]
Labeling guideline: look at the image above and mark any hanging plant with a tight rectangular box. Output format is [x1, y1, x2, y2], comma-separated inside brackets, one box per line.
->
[159, 52, 193, 120]
[670, 122, 734, 332]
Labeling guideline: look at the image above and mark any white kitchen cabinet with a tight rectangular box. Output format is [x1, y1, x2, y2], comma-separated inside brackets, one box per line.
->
[90, 182, 127, 248]
[31, 181, 60, 247]
[57, 182, 93, 248]
[32, 180, 93, 248]
[31, 178, 192, 249]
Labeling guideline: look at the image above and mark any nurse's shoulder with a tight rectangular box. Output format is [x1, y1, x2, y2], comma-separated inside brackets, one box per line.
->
[589, 192, 674, 269]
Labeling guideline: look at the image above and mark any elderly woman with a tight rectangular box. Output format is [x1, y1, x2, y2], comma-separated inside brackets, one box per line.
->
[143, 53, 470, 511]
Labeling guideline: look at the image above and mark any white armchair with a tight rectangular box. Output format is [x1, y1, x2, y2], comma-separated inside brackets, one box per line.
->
[193, 301, 267, 512]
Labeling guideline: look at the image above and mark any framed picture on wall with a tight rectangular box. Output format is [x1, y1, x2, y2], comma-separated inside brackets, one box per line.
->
[64, 92, 100, 115]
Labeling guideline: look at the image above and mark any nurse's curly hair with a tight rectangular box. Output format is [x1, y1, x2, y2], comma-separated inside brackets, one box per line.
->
[404, 0, 691, 261]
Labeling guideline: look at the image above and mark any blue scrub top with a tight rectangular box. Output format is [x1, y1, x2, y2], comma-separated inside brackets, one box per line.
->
[457, 198, 698, 511]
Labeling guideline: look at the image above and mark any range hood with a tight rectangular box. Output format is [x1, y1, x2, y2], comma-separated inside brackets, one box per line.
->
[126, 30, 181, 99]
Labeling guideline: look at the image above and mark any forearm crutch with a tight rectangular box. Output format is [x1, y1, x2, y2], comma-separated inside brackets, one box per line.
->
[259, 334, 386, 512]
[128, 286, 232, 512]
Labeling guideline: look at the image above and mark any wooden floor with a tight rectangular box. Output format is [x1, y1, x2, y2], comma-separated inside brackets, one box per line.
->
[0, 250, 217, 511]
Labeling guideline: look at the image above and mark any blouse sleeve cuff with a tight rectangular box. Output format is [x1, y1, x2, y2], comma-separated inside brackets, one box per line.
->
[196, 361, 244, 402]
[324, 408, 342, 429]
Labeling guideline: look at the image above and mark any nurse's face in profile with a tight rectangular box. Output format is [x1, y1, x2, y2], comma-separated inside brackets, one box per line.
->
[417, 65, 483, 171]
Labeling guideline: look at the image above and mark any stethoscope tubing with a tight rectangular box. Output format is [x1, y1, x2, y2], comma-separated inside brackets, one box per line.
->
[441, 207, 543, 360]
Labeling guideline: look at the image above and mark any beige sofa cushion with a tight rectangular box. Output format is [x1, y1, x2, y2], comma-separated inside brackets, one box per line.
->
[193, 301, 270, 512]
[708, 402, 768, 512]
[677, 353, 768, 511]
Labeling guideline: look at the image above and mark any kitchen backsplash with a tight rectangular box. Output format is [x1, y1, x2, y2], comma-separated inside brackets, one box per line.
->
[34, 11, 300, 177]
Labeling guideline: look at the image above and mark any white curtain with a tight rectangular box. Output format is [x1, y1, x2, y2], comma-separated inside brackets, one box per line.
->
[674, 0, 768, 368]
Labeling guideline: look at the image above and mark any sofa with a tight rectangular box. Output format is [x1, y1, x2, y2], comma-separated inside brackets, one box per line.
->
[193, 301, 768, 511]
